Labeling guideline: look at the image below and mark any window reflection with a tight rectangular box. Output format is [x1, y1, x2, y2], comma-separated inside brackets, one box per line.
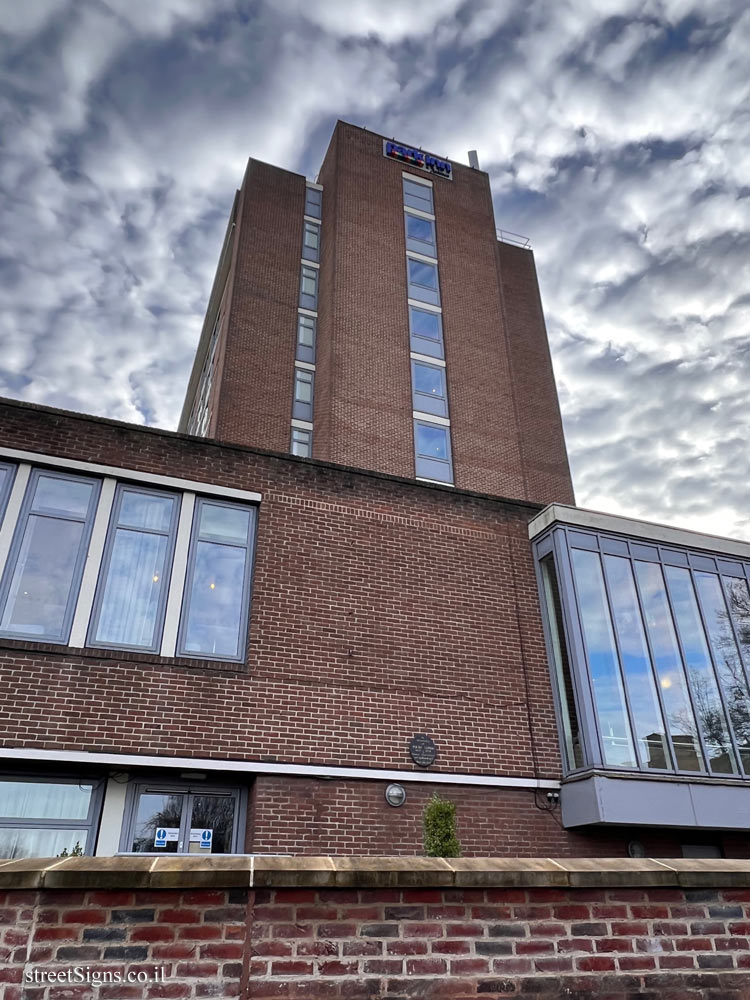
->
[540, 557, 583, 769]
[634, 561, 704, 772]
[570, 548, 636, 767]
[695, 572, 750, 774]
[131, 793, 183, 853]
[663, 566, 737, 774]
[603, 555, 671, 769]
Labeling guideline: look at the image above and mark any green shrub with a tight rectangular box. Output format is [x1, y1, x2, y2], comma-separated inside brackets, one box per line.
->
[423, 794, 461, 857]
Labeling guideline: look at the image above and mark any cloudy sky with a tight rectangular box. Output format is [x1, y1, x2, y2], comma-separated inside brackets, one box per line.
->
[1, 0, 749, 539]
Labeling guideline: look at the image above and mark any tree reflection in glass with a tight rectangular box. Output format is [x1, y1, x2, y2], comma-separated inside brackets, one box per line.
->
[131, 793, 184, 853]
[665, 566, 737, 774]
[695, 572, 750, 774]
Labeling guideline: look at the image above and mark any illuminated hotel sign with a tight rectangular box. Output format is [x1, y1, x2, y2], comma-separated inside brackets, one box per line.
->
[383, 140, 452, 179]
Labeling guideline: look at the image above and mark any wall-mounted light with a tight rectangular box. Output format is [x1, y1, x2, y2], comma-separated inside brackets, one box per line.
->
[385, 783, 406, 807]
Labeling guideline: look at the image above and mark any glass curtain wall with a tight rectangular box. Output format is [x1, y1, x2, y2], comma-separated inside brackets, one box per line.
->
[539, 528, 750, 778]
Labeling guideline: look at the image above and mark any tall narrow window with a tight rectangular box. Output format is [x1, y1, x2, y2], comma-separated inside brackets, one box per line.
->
[293, 368, 314, 421]
[302, 221, 321, 262]
[407, 257, 440, 306]
[405, 212, 436, 256]
[296, 314, 316, 364]
[411, 360, 448, 417]
[177, 500, 255, 662]
[409, 306, 444, 359]
[0, 471, 100, 642]
[299, 265, 319, 310]
[540, 556, 583, 770]
[88, 486, 180, 652]
[413, 420, 453, 483]
[305, 187, 322, 219]
[291, 428, 312, 457]
[0, 462, 16, 527]
[403, 176, 433, 213]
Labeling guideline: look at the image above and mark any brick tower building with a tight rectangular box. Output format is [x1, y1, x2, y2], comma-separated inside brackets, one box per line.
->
[1, 122, 750, 861]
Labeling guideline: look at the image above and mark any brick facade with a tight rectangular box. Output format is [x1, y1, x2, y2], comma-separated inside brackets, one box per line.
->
[5, 870, 750, 999]
[181, 121, 574, 503]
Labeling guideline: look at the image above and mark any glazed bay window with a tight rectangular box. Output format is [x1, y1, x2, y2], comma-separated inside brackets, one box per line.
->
[0, 777, 102, 858]
[532, 505, 750, 830]
[0, 455, 259, 661]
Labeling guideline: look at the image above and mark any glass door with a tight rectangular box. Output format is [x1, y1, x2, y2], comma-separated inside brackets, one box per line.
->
[127, 785, 238, 854]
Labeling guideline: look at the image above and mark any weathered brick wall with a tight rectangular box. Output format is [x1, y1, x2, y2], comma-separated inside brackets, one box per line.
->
[4, 880, 750, 999]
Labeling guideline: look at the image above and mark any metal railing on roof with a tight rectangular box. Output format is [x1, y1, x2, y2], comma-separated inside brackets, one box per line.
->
[497, 229, 531, 249]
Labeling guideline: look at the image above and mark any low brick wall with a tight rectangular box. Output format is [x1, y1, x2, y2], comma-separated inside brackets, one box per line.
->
[2, 857, 750, 998]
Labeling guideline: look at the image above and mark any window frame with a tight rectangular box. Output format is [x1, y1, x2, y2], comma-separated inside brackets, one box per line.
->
[407, 256, 441, 306]
[404, 210, 436, 257]
[0, 462, 17, 528]
[0, 468, 101, 644]
[403, 176, 434, 214]
[85, 483, 182, 654]
[296, 313, 316, 364]
[411, 359, 448, 418]
[0, 774, 105, 857]
[175, 497, 257, 663]
[413, 419, 453, 484]
[301, 220, 321, 262]
[119, 780, 244, 855]
[408, 305, 444, 360]
[292, 367, 314, 422]
[304, 186, 322, 219]
[291, 427, 312, 457]
[299, 265, 319, 311]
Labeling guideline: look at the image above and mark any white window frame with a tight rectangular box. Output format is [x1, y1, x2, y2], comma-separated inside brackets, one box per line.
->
[0, 448, 261, 661]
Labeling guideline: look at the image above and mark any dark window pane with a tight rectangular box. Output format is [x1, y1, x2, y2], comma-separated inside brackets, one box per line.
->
[131, 793, 184, 853]
[182, 541, 247, 659]
[541, 556, 583, 769]
[94, 529, 169, 647]
[603, 554, 671, 769]
[295, 371, 313, 403]
[695, 571, 750, 774]
[665, 565, 737, 774]
[0, 780, 92, 820]
[403, 178, 433, 212]
[571, 548, 636, 767]
[298, 316, 315, 347]
[634, 561, 704, 771]
[188, 795, 235, 854]
[1, 515, 84, 638]
[33, 476, 93, 517]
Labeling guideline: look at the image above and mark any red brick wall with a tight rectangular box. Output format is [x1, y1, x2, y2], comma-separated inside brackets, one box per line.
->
[212, 159, 306, 452]
[496, 242, 575, 506]
[5, 885, 750, 999]
[208, 121, 574, 504]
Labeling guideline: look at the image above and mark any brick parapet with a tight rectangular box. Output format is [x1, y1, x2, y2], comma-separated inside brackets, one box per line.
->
[3, 862, 750, 999]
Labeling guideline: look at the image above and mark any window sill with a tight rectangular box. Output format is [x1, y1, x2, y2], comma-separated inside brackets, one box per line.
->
[0, 636, 248, 674]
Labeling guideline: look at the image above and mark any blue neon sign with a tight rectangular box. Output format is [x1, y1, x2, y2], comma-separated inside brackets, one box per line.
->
[383, 140, 452, 179]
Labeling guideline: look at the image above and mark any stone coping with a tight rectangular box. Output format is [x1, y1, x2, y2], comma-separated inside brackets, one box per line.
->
[1, 856, 750, 890]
